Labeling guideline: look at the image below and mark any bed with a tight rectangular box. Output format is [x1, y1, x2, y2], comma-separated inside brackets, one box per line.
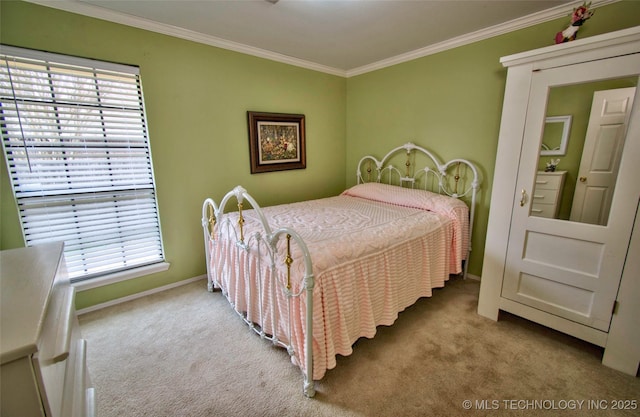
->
[201, 142, 480, 397]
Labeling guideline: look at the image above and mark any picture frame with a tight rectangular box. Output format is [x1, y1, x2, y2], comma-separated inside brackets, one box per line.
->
[247, 111, 306, 174]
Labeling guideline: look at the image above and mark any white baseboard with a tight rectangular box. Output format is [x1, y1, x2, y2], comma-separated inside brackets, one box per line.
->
[77, 274, 207, 315]
[466, 273, 481, 281]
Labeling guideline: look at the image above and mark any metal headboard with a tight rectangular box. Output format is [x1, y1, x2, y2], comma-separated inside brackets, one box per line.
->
[356, 142, 481, 278]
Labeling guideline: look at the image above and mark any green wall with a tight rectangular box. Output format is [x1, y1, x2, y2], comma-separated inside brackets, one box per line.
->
[1, 1, 639, 309]
[0, 1, 346, 309]
[346, 1, 640, 275]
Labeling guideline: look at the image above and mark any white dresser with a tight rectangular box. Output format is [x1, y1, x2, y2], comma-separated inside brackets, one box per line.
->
[531, 171, 566, 219]
[1, 243, 95, 417]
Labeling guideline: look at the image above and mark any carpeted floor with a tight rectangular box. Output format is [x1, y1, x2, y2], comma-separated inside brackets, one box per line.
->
[79, 277, 639, 417]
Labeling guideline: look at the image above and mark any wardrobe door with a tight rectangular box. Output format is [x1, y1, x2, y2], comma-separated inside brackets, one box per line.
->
[501, 53, 640, 332]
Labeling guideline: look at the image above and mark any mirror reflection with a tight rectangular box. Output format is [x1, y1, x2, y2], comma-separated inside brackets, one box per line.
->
[541, 115, 572, 156]
[532, 77, 638, 226]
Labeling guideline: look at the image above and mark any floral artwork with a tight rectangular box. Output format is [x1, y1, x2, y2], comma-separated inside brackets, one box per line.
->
[247, 111, 306, 173]
[555, 2, 594, 44]
[258, 122, 300, 163]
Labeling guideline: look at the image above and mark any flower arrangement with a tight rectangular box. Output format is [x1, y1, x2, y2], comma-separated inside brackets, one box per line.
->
[545, 159, 561, 172]
[555, 2, 594, 44]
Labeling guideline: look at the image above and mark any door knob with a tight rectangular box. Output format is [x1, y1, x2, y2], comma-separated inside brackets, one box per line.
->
[520, 189, 527, 207]
[579, 176, 587, 183]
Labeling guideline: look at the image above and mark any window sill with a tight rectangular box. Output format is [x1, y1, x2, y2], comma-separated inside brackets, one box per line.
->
[72, 262, 170, 292]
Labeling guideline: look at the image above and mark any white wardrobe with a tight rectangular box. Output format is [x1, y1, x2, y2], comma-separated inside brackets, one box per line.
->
[478, 26, 640, 376]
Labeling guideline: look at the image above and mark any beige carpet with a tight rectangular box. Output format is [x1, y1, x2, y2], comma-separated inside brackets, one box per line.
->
[79, 277, 639, 417]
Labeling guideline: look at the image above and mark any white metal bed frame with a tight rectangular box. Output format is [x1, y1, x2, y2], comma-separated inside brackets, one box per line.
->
[201, 142, 480, 397]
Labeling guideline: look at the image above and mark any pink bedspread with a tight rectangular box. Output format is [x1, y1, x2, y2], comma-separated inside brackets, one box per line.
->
[209, 184, 469, 380]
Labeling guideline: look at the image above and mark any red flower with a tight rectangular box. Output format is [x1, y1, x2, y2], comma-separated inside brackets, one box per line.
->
[571, 2, 594, 25]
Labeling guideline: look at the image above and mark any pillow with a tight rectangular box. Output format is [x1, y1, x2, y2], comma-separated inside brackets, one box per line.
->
[341, 182, 467, 217]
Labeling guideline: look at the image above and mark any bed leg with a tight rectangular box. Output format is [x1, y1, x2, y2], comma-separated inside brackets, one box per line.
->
[304, 378, 316, 398]
[207, 279, 215, 292]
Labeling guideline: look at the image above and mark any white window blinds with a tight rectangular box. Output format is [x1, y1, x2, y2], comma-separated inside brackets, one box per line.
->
[0, 46, 164, 282]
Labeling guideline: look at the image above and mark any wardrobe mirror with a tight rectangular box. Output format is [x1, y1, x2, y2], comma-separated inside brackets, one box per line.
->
[532, 77, 638, 226]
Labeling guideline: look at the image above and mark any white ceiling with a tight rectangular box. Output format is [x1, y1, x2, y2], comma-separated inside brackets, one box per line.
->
[28, 0, 597, 76]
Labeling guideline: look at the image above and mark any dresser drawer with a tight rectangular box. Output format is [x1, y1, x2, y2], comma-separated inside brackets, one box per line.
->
[531, 203, 557, 218]
[36, 284, 76, 417]
[532, 188, 560, 205]
[535, 173, 563, 190]
[62, 338, 92, 417]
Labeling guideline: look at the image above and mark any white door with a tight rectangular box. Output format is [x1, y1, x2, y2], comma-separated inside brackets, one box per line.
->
[501, 53, 640, 332]
[570, 87, 636, 224]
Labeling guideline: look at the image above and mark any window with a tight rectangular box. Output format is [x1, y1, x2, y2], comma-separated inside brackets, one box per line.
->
[1, 46, 165, 282]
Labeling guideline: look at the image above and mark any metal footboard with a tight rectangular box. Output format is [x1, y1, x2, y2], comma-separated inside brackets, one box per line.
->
[202, 186, 316, 398]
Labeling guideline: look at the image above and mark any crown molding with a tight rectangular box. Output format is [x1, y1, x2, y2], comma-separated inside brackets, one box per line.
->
[23, 0, 348, 77]
[24, 0, 617, 78]
[346, 0, 618, 77]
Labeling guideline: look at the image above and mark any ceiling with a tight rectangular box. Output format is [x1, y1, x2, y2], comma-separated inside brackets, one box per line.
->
[27, 0, 594, 76]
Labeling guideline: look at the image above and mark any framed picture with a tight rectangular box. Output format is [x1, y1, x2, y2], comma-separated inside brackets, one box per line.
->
[247, 111, 306, 174]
